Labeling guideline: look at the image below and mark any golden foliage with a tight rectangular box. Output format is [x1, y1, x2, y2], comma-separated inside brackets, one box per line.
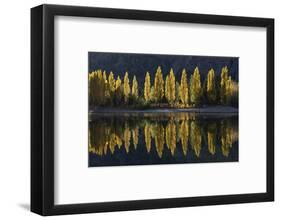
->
[154, 66, 164, 102]
[180, 68, 189, 106]
[144, 72, 151, 102]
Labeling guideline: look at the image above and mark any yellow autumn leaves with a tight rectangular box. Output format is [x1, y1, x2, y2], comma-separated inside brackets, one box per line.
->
[89, 65, 238, 108]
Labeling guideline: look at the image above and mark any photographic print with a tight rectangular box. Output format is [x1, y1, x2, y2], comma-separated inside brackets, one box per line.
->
[88, 52, 239, 167]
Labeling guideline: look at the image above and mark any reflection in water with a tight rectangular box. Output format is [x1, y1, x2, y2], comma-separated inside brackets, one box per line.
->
[89, 112, 238, 167]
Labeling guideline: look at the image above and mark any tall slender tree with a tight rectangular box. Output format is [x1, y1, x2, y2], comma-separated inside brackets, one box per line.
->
[207, 68, 216, 104]
[220, 66, 229, 104]
[190, 67, 202, 106]
[154, 66, 164, 103]
[226, 75, 234, 104]
[144, 72, 151, 102]
[165, 75, 170, 103]
[108, 71, 116, 92]
[89, 64, 238, 108]
[103, 70, 107, 81]
[166, 68, 176, 104]
[115, 75, 122, 90]
[115, 75, 123, 104]
[180, 68, 188, 106]
[89, 69, 107, 106]
[123, 72, 130, 103]
[132, 75, 139, 98]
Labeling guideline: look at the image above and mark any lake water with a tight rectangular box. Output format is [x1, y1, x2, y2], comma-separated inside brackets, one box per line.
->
[88, 112, 238, 167]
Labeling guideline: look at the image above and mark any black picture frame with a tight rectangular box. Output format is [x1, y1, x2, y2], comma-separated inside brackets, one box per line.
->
[31, 4, 274, 216]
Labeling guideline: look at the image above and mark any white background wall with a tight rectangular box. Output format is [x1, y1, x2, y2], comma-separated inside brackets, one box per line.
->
[0, 0, 279, 219]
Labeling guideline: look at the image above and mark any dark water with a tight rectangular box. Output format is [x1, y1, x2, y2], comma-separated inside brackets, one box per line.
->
[88, 112, 238, 167]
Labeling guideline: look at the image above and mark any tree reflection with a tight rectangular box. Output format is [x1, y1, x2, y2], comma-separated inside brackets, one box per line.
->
[190, 121, 202, 157]
[89, 113, 238, 160]
[166, 120, 176, 156]
[179, 119, 189, 156]
[220, 120, 236, 157]
[124, 123, 131, 153]
[144, 123, 152, 153]
[132, 126, 139, 149]
[154, 124, 165, 158]
[207, 123, 217, 155]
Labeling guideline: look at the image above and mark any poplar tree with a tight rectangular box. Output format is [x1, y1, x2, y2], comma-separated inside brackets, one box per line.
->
[180, 68, 188, 106]
[115, 75, 122, 90]
[103, 70, 111, 100]
[89, 69, 107, 106]
[150, 86, 155, 102]
[164, 69, 176, 105]
[165, 75, 170, 103]
[226, 76, 234, 104]
[108, 71, 115, 92]
[115, 75, 123, 103]
[154, 66, 164, 103]
[190, 67, 202, 106]
[132, 75, 139, 98]
[144, 72, 151, 102]
[167, 68, 176, 104]
[220, 66, 229, 104]
[176, 82, 181, 104]
[103, 70, 107, 82]
[123, 72, 130, 103]
[207, 68, 216, 104]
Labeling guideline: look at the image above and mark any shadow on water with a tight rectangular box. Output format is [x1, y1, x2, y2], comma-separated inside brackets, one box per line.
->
[88, 112, 238, 167]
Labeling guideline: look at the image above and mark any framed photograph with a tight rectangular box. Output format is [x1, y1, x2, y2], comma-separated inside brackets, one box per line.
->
[31, 4, 274, 216]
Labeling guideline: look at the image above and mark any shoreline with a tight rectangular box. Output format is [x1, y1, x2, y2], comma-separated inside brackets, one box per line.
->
[89, 106, 238, 114]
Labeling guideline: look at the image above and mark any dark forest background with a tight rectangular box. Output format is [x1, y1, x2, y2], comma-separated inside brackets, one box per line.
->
[89, 52, 239, 86]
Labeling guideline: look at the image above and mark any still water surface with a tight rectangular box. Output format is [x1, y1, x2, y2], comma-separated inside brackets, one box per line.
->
[88, 112, 238, 167]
